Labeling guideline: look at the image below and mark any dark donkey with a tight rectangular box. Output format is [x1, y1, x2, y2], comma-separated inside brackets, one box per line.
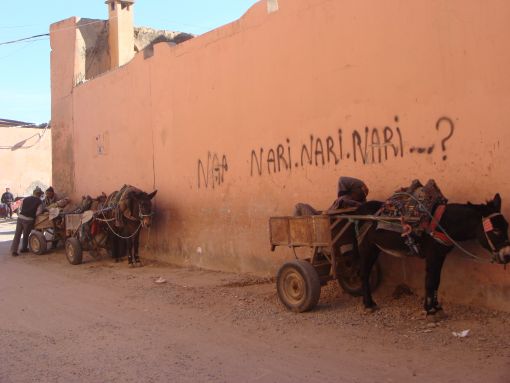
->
[103, 185, 157, 266]
[358, 194, 510, 317]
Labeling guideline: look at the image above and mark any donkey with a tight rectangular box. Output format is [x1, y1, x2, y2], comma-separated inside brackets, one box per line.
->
[357, 194, 510, 317]
[103, 186, 157, 266]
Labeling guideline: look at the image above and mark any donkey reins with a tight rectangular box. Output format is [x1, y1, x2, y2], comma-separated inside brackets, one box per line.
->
[393, 192, 501, 264]
[481, 212, 506, 253]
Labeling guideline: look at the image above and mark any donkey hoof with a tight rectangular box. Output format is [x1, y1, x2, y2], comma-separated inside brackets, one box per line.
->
[363, 305, 380, 314]
[426, 310, 448, 322]
[426, 314, 441, 323]
[435, 309, 448, 320]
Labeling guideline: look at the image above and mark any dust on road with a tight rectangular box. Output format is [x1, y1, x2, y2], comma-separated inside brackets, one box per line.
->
[0, 219, 509, 383]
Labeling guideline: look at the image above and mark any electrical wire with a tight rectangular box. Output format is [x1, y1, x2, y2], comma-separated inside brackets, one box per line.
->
[0, 16, 113, 47]
[0, 123, 49, 150]
[0, 33, 49, 46]
[0, 12, 200, 49]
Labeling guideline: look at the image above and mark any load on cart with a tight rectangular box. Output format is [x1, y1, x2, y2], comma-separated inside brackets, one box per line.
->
[28, 184, 157, 266]
[28, 194, 109, 264]
[271, 177, 440, 312]
[271, 177, 510, 317]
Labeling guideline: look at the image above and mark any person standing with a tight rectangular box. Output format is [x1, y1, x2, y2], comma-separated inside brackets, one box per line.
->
[1, 187, 14, 218]
[10, 187, 44, 256]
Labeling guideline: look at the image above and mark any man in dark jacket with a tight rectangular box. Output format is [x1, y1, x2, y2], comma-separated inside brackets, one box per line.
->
[10, 187, 44, 256]
[1, 187, 14, 218]
[293, 176, 369, 216]
[328, 176, 369, 210]
[43, 186, 58, 208]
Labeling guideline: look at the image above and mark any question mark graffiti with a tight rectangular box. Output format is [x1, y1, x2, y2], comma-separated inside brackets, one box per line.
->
[435, 117, 454, 160]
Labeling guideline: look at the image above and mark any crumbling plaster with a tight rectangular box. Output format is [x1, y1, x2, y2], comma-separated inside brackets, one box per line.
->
[75, 19, 193, 83]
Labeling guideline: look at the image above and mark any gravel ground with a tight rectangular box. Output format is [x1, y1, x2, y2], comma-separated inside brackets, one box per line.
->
[0, 218, 509, 382]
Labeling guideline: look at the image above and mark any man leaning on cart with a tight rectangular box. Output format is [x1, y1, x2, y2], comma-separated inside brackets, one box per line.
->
[11, 187, 44, 256]
[293, 176, 369, 216]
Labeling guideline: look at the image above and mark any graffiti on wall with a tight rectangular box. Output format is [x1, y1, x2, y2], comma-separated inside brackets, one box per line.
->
[196, 116, 456, 187]
[197, 152, 228, 189]
[250, 116, 406, 176]
[95, 132, 109, 155]
[250, 116, 455, 177]
[409, 117, 455, 161]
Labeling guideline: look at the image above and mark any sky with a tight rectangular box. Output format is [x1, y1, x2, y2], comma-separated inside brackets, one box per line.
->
[0, 0, 260, 124]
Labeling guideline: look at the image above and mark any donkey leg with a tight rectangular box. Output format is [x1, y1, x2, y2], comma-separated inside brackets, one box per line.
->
[360, 245, 380, 310]
[133, 233, 142, 266]
[111, 236, 121, 263]
[424, 251, 447, 316]
[126, 239, 135, 266]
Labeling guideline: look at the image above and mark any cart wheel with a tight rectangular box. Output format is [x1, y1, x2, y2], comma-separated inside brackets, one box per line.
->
[276, 260, 321, 313]
[65, 237, 83, 265]
[28, 231, 47, 255]
[338, 259, 382, 297]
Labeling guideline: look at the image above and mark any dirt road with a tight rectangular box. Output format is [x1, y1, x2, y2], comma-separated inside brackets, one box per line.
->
[0, 219, 509, 383]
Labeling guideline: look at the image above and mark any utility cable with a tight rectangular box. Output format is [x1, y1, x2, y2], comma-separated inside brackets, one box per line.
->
[0, 123, 49, 150]
[0, 12, 199, 49]
[0, 33, 49, 46]
[0, 17, 113, 46]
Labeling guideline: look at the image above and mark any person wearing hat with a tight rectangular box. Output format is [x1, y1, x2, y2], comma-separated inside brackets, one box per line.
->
[10, 187, 44, 256]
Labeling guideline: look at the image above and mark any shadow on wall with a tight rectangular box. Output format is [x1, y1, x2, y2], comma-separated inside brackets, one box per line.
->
[0, 124, 49, 151]
[77, 18, 110, 82]
[138, 32, 195, 60]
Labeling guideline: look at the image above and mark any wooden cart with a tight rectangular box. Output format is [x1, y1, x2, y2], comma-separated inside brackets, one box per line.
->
[28, 209, 68, 255]
[270, 210, 395, 312]
[28, 209, 108, 265]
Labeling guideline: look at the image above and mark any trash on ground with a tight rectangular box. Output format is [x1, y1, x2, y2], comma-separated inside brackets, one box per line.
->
[452, 329, 470, 338]
[154, 277, 167, 284]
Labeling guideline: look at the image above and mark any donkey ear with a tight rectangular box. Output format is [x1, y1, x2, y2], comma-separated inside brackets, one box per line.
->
[147, 190, 158, 200]
[493, 193, 502, 211]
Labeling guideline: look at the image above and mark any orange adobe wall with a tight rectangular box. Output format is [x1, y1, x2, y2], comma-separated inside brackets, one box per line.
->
[0, 127, 51, 196]
[50, 0, 510, 311]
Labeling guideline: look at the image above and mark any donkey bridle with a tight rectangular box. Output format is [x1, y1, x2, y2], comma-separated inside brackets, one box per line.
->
[482, 212, 510, 256]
